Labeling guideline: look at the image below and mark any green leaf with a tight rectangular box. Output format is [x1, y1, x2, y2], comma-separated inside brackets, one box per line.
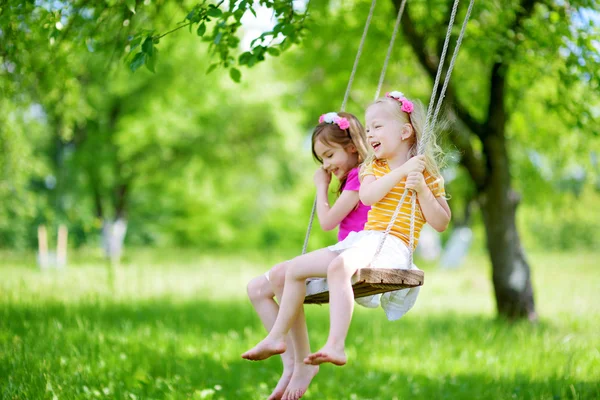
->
[129, 35, 142, 47]
[207, 6, 222, 18]
[238, 51, 252, 65]
[197, 23, 206, 36]
[129, 52, 146, 72]
[214, 32, 223, 45]
[228, 36, 240, 48]
[142, 37, 154, 57]
[282, 25, 295, 36]
[186, 6, 202, 23]
[279, 38, 290, 51]
[206, 63, 219, 74]
[233, 9, 245, 21]
[129, 42, 141, 54]
[126, 0, 136, 14]
[266, 47, 280, 56]
[145, 53, 156, 73]
[229, 68, 241, 82]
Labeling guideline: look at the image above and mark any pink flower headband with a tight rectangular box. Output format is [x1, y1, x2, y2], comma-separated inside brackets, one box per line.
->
[386, 91, 414, 113]
[318, 112, 350, 130]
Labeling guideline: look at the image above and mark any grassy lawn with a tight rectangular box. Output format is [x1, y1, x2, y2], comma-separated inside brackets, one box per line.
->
[1, 249, 598, 399]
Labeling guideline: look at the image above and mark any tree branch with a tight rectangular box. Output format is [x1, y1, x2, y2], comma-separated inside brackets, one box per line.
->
[448, 113, 486, 189]
[486, 0, 540, 139]
[395, 0, 486, 186]
[399, 1, 485, 138]
[114, 183, 129, 219]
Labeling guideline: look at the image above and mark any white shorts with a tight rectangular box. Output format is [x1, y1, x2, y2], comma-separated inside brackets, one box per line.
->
[326, 230, 421, 321]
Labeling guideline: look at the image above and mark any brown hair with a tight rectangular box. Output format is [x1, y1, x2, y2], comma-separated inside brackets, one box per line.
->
[311, 112, 368, 195]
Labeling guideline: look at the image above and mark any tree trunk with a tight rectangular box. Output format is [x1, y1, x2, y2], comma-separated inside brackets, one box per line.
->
[397, 0, 538, 319]
[102, 218, 128, 262]
[480, 64, 536, 320]
[479, 135, 536, 320]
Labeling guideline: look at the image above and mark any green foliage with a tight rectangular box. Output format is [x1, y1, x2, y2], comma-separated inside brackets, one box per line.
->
[268, 0, 600, 250]
[518, 186, 600, 251]
[125, 0, 308, 79]
[0, 100, 51, 248]
[1, 251, 599, 398]
[1, 0, 599, 253]
[0, 0, 330, 251]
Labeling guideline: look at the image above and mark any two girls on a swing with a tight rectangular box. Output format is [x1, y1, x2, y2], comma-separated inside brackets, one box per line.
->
[244, 92, 451, 400]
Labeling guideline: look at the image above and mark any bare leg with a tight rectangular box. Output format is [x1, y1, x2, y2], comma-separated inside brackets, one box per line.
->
[305, 251, 362, 366]
[247, 269, 294, 400]
[241, 248, 336, 361]
[269, 265, 319, 400]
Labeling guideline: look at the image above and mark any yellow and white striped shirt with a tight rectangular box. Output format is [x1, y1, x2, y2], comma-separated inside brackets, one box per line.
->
[360, 159, 446, 250]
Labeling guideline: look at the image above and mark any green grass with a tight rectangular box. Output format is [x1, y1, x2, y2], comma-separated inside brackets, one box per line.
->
[1, 249, 599, 399]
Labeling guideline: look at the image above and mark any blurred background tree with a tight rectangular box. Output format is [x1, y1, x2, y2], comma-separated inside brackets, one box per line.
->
[1, 0, 598, 320]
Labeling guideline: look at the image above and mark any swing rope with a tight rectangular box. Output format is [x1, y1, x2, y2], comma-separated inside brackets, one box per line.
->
[371, 0, 475, 268]
[303, 0, 474, 294]
[429, 0, 475, 139]
[408, 0, 475, 266]
[302, 0, 378, 255]
[341, 0, 379, 112]
[374, 0, 408, 100]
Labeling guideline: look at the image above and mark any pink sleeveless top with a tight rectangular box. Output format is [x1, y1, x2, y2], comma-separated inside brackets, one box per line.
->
[338, 167, 370, 241]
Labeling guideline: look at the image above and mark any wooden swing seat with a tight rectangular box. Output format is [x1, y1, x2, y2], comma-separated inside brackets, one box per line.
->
[304, 268, 424, 305]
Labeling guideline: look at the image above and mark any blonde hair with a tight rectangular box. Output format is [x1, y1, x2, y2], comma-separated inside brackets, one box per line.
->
[364, 96, 444, 178]
[311, 111, 368, 194]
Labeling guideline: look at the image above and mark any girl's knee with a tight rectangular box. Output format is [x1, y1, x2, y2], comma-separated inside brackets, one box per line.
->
[247, 275, 273, 303]
[327, 256, 354, 277]
[283, 259, 307, 281]
[269, 262, 288, 291]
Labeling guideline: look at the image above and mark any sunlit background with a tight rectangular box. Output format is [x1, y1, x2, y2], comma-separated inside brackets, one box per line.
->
[1, 0, 599, 399]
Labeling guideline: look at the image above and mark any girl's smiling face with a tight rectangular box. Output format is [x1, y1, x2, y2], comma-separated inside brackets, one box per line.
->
[365, 104, 406, 160]
[313, 139, 358, 179]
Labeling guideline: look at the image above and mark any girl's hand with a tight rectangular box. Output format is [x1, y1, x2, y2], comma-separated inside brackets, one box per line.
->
[314, 166, 332, 188]
[405, 171, 426, 194]
[402, 155, 426, 176]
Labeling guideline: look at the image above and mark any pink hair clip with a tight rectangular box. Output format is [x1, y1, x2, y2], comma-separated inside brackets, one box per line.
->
[319, 112, 350, 130]
[386, 91, 414, 113]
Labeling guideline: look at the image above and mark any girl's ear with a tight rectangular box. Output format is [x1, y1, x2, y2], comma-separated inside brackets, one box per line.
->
[346, 144, 357, 153]
[401, 123, 414, 141]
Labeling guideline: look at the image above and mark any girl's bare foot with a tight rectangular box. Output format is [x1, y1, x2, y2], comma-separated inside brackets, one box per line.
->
[303, 345, 346, 366]
[281, 364, 319, 400]
[241, 337, 286, 361]
[268, 367, 293, 400]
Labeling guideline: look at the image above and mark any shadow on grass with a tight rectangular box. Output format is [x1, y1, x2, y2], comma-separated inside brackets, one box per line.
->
[2, 297, 258, 336]
[2, 299, 598, 399]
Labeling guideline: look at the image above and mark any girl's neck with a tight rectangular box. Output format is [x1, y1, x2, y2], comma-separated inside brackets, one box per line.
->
[386, 148, 412, 170]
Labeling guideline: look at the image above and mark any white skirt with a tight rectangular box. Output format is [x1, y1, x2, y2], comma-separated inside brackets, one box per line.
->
[326, 230, 421, 321]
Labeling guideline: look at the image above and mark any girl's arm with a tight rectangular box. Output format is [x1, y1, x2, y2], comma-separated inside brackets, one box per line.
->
[359, 156, 426, 206]
[406, 172, 451, 232]
[316, 187, 360, 231]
